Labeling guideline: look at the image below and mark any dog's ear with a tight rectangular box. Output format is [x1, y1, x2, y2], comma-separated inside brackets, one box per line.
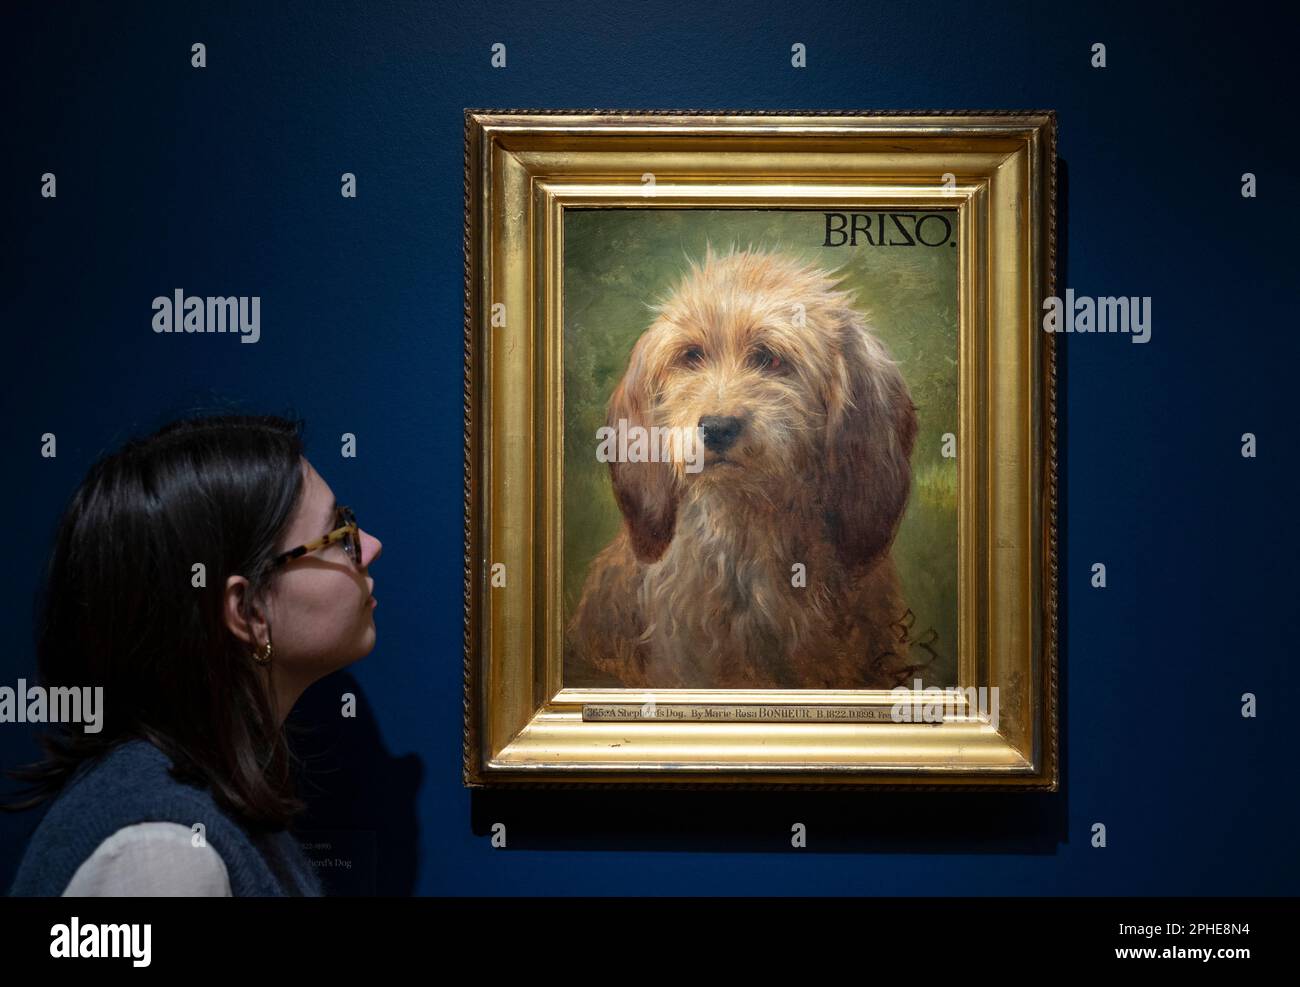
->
[824, 317, 918, 569]
[606, 336, 678, 563]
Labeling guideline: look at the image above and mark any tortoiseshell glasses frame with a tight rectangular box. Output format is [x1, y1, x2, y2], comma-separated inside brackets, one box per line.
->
[269, 505, 362, 570]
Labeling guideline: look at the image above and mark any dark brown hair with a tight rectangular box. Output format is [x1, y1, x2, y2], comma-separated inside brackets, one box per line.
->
[2, 413, 312, 830]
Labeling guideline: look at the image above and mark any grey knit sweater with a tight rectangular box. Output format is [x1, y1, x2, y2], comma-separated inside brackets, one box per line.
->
[8, 738, 323, 897]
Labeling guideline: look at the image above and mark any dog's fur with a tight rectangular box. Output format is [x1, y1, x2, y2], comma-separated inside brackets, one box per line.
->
[566, 245, 921, 690]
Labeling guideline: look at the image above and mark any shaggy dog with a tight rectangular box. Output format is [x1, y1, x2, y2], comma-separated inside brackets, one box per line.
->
[566, 245, 922, 690]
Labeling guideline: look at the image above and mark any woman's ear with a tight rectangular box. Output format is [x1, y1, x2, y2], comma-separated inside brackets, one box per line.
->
[222, 574, 270, 649]
[824, 317, 917, 569]
[606, 336, 679, 563]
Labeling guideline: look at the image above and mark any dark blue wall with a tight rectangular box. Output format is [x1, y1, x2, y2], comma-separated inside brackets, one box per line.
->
[2, 0, 1295, 896]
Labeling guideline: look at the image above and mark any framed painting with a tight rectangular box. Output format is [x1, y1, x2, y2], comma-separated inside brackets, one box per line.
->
[464, 109, 1057, 788]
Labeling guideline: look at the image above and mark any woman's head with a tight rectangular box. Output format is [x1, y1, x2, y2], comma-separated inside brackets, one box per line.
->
[3, 413, 381, 827]
[224, 454, 382, 715]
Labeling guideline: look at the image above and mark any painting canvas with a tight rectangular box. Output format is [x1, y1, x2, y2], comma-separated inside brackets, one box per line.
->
[561, 208, 959, 692]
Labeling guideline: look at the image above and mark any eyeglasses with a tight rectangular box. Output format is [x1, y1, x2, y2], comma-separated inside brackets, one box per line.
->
[269, 505, 362, 571]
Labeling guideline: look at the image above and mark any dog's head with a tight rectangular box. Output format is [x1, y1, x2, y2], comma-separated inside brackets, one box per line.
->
[606, 245, 917, 568]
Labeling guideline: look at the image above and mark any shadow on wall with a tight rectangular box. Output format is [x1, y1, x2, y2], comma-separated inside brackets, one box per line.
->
[290, 671, 423, 897]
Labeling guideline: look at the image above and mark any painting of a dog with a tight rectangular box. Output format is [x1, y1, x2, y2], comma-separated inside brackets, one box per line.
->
[566, 244, 924, 690]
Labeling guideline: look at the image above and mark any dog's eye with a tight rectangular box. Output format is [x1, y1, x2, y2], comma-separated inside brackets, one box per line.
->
[750, 347, 784, 371]
[679, 345, 705, 368]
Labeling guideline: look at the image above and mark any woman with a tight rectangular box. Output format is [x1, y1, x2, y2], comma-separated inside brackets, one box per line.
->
[3, 414, 382, 896]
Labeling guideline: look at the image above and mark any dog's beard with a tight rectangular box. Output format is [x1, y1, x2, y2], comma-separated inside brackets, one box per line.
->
[679, 434, 822, 509]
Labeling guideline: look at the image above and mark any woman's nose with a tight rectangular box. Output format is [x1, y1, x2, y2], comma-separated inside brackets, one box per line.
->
[361, 529, 382, 567]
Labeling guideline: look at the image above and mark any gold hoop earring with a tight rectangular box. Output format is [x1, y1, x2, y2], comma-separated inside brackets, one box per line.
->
[252, 638, 273, 666]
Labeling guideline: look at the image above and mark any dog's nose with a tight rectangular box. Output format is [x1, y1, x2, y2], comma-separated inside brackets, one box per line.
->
[698, 415, 745, 453]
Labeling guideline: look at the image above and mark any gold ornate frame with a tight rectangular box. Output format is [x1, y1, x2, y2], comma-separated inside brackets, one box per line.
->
[464, 109, 1057, 789]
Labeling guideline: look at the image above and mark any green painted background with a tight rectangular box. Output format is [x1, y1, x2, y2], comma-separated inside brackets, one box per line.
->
[562, 208, 959, 687]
